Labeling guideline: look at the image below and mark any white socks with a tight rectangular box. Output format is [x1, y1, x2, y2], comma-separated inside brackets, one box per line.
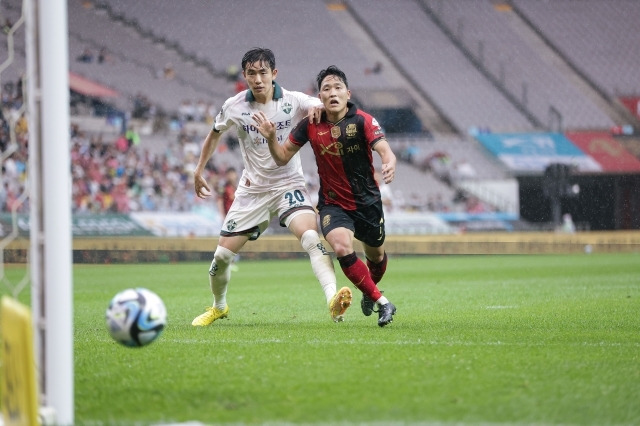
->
[376, 295, 389, 306]
[209, 246, 236, 310]
[300, 229, 337, 304]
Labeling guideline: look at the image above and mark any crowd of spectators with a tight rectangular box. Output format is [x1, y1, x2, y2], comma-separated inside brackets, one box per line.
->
[0, 78, 28, 214]
[0, 72, 494, 218]
[68, 125, 229, 215]
[0, 101, 237, 216]
[0, 106, 493, 217]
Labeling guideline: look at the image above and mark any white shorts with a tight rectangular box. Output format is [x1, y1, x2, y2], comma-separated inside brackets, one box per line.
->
[220, 184, 316, 240]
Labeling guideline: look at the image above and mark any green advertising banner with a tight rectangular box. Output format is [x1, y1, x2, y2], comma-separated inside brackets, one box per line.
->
[0, 214, 154, 237]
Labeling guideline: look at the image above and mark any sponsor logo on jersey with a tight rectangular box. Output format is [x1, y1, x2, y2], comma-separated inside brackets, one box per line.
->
[242, 119, 291, 134]
[320, 141, 343, 156]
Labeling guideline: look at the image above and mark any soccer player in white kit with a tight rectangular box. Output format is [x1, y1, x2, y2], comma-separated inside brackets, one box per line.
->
[191, 48, 352, 325]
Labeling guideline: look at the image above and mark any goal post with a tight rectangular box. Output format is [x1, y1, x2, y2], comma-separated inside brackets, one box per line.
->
[25, 0, 74, 424]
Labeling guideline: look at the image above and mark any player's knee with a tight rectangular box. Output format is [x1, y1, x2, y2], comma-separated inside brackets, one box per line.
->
[328, 234, 352, 257]
[300, 229, 321, 251]
[211, 246, 236, 271]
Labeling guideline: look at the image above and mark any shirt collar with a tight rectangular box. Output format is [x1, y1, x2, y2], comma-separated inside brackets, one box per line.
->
[321, 102, 357, 124]
[245, 81, 283, 102]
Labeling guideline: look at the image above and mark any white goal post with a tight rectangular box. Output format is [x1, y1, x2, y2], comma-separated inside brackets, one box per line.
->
[25, 0, 74, 424]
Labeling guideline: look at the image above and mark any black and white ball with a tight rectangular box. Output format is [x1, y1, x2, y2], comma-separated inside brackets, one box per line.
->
[106, 288, 167, 347]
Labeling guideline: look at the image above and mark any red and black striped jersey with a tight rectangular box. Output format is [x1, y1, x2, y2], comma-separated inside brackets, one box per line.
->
[289, 102, 385, 211]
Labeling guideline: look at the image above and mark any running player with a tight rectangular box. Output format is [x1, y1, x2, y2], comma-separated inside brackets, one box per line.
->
[191, 49, 352, 326]
[256, 65, 396, 327]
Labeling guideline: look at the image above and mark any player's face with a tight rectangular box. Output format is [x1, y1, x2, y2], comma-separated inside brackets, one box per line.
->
[319, 75, 350, 120]
[243, 61, 277, 101]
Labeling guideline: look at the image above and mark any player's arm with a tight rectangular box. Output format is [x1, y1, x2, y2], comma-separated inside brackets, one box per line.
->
[193, 128, 222, 198]
[373, 138, 397, 184]
[253, 111, 300, 166]
[298, 91, 324, 124]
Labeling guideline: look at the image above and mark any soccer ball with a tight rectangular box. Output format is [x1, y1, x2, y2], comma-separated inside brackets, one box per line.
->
[105, 288, 167, 347]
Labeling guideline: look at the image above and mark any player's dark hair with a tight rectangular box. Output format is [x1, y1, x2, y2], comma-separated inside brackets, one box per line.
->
[242, 47, 276, 71]
[316, 65, 348, 90]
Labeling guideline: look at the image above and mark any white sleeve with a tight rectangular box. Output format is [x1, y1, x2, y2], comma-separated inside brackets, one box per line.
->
[291, 91, 322, 122]
[213, 97, 237, 133]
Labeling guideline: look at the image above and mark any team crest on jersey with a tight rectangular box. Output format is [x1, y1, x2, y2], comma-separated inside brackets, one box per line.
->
[225, 219, 237, 232]
[346, 123, 357, 138]
[322, 214, 331, 228]
[282, 102, 293, 114]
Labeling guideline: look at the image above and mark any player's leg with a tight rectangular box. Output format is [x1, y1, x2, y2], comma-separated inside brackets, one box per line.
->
[324, 204, 395, 327]
[286, 210, 350, 321]
[365, 247, 387, 284]
[360, 244, 387, 317]
[209, 235, 248, 309]
[193, 188, 268, 326]
[192, 234, 248, 326]
[326, 226, 383, 301]
[320, 207, 384, 318]
[277, 182, 352, 322]
[357, 209, 395, 327]
[361, 242, 395, 325]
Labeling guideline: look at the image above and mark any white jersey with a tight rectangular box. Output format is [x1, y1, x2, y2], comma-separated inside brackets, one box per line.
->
[213, 82, 321, 193]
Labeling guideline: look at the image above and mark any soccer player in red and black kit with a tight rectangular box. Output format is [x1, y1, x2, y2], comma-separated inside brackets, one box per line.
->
[218, 167, 238, 217]
[254, 65, 397, 327]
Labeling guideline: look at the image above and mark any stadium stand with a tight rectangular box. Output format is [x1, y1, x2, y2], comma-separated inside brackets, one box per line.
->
[93, 0, 392, 94]
[1, 0, 639, 230]
[421, 0, 615, 130]
[347, 0, 535, 133]
[512, 0, 640, 98]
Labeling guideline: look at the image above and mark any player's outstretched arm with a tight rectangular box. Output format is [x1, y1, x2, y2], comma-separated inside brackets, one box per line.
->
[193, 128, 222, 198]
[253, 111, 299, 166]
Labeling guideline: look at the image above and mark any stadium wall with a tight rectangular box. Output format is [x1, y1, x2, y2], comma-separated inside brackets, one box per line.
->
[4, 231, 640, 263]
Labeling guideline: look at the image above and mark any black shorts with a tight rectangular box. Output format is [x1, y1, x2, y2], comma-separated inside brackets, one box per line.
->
[319, 202, 386, 248]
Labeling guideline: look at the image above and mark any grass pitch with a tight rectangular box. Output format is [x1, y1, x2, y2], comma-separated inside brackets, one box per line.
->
[5, 253, 640, 425]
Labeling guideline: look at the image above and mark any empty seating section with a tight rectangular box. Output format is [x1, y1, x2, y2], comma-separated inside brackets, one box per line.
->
[348, 0, 534, 133]
[67, 1, 228, 113]
[513, 0, 640, 98]
[95, 0, 390, 93]
[423, 0, 614, 130]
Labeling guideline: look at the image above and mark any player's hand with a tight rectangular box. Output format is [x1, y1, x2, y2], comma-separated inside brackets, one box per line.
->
[381, 162, 395, 184]
[253, 111, 276, 141]
[309, 105, 324, 124]
[194, 172, 212, 199]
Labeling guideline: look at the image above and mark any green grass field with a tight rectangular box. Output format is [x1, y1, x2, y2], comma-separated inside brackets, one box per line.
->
[3, 252, 640, 425]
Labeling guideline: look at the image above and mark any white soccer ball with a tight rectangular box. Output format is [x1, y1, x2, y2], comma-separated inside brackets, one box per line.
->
[105, 288, 167, 347]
